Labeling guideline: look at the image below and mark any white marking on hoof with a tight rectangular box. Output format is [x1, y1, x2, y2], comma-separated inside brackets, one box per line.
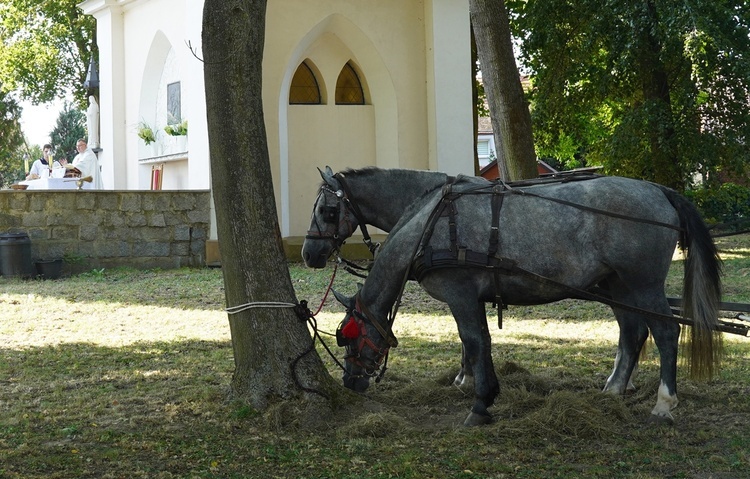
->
[604, 351, 628, 394]
[454, 374, 474, 393]
[650, 381, 678, 422]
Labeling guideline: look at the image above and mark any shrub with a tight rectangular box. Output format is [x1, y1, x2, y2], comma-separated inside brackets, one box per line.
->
[686, 183, 750, 228]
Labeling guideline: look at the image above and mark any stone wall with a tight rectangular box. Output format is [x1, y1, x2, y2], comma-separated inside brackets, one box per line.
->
[0, 190, 210, 273]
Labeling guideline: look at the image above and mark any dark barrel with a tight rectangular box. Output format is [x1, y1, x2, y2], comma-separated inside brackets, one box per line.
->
[0, 232, 35, 279]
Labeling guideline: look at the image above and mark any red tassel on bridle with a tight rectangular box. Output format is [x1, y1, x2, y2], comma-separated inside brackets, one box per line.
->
[341, 316, 359, 339]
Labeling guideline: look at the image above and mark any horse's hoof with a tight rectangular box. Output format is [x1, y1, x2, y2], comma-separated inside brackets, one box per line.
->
[463, 411, 492, 427]
[647, 412, 674, 425]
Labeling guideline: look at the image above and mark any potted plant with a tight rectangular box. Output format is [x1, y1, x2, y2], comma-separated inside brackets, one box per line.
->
[164, 119, 188, 136]
[137, 120, 156, 145]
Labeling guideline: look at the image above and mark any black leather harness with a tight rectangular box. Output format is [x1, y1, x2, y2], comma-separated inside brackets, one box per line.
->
[410, 173, 685, 329]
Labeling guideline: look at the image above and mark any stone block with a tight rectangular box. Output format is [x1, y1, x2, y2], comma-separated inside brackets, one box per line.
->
[75, 194, 97, 210]
[148, 213, 166, 227]
[173, 225, 191, 241]
[171, 242, 190, 256]
[143, 193, 171, 211]
[120, 193, 142, 212]
[133, 241, 170, 257]
[79, 224, 99, 241]
[51, 226, 79, 240]
[97, 194, 120, 210]
[127, 213, 147, 227]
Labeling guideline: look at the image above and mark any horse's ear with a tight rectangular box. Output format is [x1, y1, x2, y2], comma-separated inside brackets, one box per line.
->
[319, 166, 339, 189]
[332, 288, 354, 309]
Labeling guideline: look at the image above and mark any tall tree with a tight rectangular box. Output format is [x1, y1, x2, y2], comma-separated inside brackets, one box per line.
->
[0, 87, 24, 186]
[49, 102, 86, 162]
[202, 0, 341, 418]
[0, 0, 97, 106]
[511, 0, 750, 190]
[470, 0, 538, 181]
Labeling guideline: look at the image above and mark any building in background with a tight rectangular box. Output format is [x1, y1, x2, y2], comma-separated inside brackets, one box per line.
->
[79, 0, 475, 261]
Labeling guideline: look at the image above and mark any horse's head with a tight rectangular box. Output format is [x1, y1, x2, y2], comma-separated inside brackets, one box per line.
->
[333, 288, 398, 392]
[302, 166, 361, 268]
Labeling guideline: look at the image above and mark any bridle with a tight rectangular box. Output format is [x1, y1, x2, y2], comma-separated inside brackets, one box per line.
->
[305, 173, 380, 257]
[305, 185, 357, 250]
[336, 293, 399, 378]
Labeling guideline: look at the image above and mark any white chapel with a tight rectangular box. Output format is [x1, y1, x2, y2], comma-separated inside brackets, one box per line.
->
[78, 0, 475, 260]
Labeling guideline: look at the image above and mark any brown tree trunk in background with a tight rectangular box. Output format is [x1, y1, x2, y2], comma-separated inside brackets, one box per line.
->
[202, 0, 340, 415]
[635, 0, 683, 191]
[470, 0, 538, 181]
[471, 28, 481, 176]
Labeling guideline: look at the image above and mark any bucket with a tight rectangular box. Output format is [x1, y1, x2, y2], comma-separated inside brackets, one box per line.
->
[0, 232, 34, 279]
[36, 259, 64, 280]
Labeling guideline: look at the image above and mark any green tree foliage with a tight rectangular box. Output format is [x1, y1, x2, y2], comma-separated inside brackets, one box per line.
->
[0, 0, 96, 106]
[0, 87, 24, 186]
[509, 0, 750, 191]
[49, 102, 85, 162]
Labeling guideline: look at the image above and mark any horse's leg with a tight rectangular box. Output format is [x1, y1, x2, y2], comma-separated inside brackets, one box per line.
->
[608, 283, 680, 422]
[643, 303, 681, 423]
[604, 311, 649, 394]
[600, 277, 648, 394]
[454, 345, 474, 391]
[448, 299, 498, 426]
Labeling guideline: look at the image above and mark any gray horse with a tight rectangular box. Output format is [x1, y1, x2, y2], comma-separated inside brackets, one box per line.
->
[304, 167, 649, 390]
[330, 173, 721, 426]
[302, 166, 449, 268]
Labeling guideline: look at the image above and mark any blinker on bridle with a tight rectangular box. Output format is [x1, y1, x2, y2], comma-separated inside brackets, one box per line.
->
[305, 186, 355, 247]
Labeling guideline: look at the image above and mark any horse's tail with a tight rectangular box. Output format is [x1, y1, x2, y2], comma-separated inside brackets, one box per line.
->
[658, 185, 723, 379]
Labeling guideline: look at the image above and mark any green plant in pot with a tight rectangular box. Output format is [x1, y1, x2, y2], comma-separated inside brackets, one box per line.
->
[164, 119, 188, 136]
[137, 120, 156, 145]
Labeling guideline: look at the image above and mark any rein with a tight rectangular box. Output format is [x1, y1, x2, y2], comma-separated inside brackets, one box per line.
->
[334, 173, 381, 256]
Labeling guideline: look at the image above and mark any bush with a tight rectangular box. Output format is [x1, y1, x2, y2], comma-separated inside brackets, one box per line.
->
[686, 183, 750, 228]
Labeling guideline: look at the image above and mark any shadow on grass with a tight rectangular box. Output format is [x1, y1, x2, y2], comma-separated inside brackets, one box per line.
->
[2, 333, 749, 479]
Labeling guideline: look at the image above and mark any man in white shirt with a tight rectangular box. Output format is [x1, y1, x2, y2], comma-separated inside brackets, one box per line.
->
[60, 138, 102, 189]
[26, 144, 62, 179]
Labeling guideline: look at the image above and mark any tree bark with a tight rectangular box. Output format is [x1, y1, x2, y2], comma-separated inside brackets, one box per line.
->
[202, 0, 339, 414]
[634, 0, 682, 191]
[469, 0, 537, 181]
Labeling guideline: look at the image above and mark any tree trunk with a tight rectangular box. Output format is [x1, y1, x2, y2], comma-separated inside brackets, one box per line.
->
[471, 28, 481, 177]
[470, 0, 537, 181]
[634, 0, 683, 191]
[202, 0, 340, 414]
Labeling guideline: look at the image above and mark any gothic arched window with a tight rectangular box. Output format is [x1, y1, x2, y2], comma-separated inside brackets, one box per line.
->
[289, 61, 321, 104]
[335, 62, 365, 105]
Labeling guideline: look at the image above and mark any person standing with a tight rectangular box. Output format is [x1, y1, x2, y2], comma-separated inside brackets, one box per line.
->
[26, 144, 61, 179]
[59, 138, 103, 189]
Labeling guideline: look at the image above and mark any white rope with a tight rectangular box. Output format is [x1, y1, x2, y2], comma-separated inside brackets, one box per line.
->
[225, 301, 297, 314]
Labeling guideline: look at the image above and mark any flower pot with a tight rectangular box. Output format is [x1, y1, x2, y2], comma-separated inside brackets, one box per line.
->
[35, 259, 64, 280]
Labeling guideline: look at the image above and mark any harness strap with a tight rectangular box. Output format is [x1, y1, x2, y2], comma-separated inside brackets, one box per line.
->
[356, 294, 398, 348]
[507, 189, 684, 232]
[413, 248, 701, 328]
[335, 173, 380, 256]
[489, 185, 506, 329]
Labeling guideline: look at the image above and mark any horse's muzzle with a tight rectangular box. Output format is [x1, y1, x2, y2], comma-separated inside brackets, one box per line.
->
[302, 250, 328, 268]
[343, 371, 371, 393]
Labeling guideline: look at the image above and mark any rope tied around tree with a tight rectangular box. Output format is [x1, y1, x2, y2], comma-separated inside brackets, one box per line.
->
[223, 261, 346, 399]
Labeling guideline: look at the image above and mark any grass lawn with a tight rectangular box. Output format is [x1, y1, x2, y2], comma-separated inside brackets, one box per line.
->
[0, 234, 748, 478]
